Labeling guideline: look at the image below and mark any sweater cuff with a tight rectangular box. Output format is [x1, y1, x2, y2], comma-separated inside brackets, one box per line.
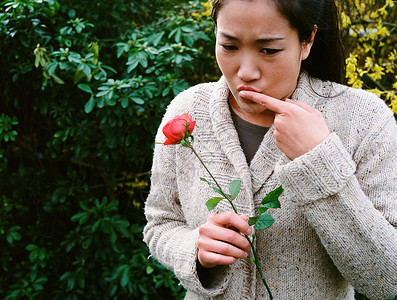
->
[275, 133, 356, 205]
[174, 228, 231, 297]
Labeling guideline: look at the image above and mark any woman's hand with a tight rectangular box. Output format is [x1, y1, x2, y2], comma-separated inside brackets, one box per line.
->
[198, 211, 251, 268]
[239, 91, 330, 160]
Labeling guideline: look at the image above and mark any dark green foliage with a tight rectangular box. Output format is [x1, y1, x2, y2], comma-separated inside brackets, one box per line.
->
[0, 0, 217, 298]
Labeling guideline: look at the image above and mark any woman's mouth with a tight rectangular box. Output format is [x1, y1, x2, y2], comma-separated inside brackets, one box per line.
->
[237, 86, 260, 93]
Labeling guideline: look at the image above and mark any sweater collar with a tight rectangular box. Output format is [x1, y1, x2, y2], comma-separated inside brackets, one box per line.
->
[208, 72, 323, 195]
[208, 76, 254, 203]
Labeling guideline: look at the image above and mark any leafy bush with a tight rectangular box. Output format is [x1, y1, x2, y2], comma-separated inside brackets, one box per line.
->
[339, 0, 396, 112]
[0, 0, 215, 298]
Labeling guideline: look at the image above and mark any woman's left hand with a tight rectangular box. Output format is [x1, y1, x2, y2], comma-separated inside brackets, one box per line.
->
[239, 91, 330, 160]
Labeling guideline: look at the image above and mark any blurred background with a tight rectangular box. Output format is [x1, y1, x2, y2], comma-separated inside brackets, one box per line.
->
[0, 0, 395, 299]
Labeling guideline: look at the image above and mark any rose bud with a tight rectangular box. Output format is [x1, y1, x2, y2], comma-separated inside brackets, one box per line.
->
[162, 113, 196, 145]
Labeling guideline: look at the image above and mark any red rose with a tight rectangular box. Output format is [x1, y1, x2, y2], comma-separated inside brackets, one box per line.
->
[162, 113, 196, 145]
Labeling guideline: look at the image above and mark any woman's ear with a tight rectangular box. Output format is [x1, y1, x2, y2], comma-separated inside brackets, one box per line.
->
[301, 25, 318, 60]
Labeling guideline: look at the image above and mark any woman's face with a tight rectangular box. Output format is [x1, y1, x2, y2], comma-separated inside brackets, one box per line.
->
[215, 0, 313, 118]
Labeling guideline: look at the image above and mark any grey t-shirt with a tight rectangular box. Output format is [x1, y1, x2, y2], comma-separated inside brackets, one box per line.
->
[230, 108, 269, 164]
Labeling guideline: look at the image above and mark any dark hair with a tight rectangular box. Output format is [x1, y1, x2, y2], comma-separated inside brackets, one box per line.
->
[211, 0, 346, 84]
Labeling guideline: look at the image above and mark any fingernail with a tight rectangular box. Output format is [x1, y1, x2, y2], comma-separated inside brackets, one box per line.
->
[247, 227, 252, 235]
[239, 91, 247, 97]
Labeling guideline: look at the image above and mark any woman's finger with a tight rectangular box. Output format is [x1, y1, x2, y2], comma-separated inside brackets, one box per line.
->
[239, 90, 293, 114]
[210, 211, 252, 236]
[284, 98, 316, 111]
[199, 221, 250, 251]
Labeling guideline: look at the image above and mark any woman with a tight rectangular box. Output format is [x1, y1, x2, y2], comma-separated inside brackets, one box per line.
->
[143, 0, 397, 299]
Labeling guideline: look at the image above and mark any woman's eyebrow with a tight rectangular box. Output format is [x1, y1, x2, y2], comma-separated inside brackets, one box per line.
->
[219, 31, 285, 43]
[219, 32, 239, 40]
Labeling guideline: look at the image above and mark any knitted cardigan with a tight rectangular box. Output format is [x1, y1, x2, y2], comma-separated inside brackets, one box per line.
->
[143, 72, 397, 300]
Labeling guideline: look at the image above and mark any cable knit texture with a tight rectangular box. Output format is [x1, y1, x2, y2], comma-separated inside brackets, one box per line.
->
[143, 73, 397, 300]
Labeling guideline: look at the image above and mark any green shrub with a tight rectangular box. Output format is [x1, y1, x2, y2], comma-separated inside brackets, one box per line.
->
[340, 0, 396, 112]
[0, 0, 215, 298]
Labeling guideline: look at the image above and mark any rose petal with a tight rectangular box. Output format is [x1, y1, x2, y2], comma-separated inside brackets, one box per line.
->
[162, 113, 195, 145]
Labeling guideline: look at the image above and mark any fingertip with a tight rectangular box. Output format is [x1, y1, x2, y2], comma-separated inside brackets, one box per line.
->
[240, 215, 252, 235]
[239, 90, 250, 98]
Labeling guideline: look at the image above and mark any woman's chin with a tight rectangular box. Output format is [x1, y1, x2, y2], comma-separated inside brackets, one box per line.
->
[237, 100, 264, 115]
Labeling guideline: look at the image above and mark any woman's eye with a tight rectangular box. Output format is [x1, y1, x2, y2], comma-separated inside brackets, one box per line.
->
[261, 48, 281, 55]
[221, 45, 238, 51]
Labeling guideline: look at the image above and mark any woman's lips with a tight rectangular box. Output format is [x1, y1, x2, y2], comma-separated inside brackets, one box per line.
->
[237, 86, 260, 93]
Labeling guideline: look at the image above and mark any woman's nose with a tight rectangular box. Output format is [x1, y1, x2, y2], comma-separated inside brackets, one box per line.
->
[237, 55, 260, 82]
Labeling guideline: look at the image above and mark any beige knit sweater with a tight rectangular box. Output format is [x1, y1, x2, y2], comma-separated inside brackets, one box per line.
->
[143, 73, 397, 300]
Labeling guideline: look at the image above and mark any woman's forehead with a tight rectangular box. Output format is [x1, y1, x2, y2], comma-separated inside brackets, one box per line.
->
[215, 0, 291, 34]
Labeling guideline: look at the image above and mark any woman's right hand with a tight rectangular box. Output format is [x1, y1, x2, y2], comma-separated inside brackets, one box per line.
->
[198, 211, 252, 268]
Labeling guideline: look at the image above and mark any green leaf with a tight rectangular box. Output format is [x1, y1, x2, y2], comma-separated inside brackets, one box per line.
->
[264, 200, 281, 209]
[262, 185, 284, 204]
[181, 26, 194, 33]
[131, 97, 144, 105]
[127, 59, 139, 73]
[92, 220, 100, 232]
[71, 212, 87, 222]
[206, 197, 223, 211]
[47, 62, 58, 75]
[84, 96, 95, 113]
[82, 64, 91, 76]
[148, 32, 164, 47]
[9, 230, 21, 242]
[248, 216, 259, 226]
[51, 73, 64, 84]
[136, 51, 148, 68]
[254, 213, 275, 230]
[257, 206, 268, 214]
[175, 54, 183, 64]
[200, 177, 213, 185]
[78, 83, 92, 94]
[77, 63, 85, 71]
[26, 244, 37, 252]
[120, 97, 129, 108]
[211, 186, 223, 195]
[162, 87, 170, 96]
[97, 97, 105, 108]
[175, 29, 182, 43]
[120, 266, 130, 287]
[146, 266, 154, 275]
[96, 90, 109, 97]
[54, 130, 64, 138]
[35, 55, 40, 68]
[183, 34, 194, 47]
[228, 180, 241, 200]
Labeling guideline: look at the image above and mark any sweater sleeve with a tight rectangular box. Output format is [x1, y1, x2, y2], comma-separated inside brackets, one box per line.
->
[143, 90, 231, 297]
[275, 115, 397, 300]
